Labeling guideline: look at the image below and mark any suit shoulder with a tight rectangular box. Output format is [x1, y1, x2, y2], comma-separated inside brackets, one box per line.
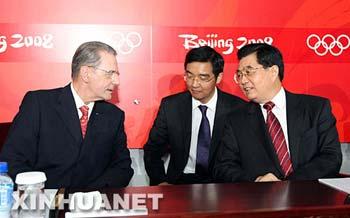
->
[290, 92, 330, 106]
[219, 90, 246, 104]
[226, 102, 250, 120]
[287, 92, 333, 117]
[22, 87, 64, 102]
[26, 87, 63, 96]
[97, 101, 124, 114]
[160, 91, 189, 105]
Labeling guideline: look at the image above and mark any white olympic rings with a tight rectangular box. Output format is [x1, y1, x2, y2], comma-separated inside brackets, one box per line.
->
[111, 31, 142, 55]
[306, 34, 350, 56]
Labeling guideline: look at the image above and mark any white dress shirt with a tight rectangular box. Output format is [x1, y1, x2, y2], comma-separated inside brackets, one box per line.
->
[70, 83, 95, 119]
[183, 88, 217, 174]
[260, 87, 290, 151]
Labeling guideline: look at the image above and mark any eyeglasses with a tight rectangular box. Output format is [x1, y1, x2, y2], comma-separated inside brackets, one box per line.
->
[184, 72, 215, 83]
[88, 66, 120, 78]
[233, 66, 265, 84]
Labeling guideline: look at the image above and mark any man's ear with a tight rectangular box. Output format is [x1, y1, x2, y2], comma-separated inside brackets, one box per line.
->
[216, 72, 223, 84]
[270, 65, 279, 81]
[80, 66, 90, 82]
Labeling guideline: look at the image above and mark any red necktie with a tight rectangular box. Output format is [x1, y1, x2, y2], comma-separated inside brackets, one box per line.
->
[79, 105, 89, 138]
[263, 101, 293, 177]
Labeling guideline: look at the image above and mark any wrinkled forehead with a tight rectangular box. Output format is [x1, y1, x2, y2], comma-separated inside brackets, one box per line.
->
[98, 51, 118, 68]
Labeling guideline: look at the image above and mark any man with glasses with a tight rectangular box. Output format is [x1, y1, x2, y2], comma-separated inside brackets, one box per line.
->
[144, 46, 245, 185]
[213, 43, 342, 182]
[1, 41, 133, 188]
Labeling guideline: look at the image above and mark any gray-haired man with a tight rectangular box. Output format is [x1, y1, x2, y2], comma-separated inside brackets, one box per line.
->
[1, 41, 133, 188]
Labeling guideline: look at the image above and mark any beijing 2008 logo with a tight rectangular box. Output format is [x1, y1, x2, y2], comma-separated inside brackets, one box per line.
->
[306, 34, 350, 56]
[111, 31, 142, 55]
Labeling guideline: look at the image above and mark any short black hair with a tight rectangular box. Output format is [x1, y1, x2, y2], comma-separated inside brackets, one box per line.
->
[237, 43, 284, 81]
[184, 46, 224, 78]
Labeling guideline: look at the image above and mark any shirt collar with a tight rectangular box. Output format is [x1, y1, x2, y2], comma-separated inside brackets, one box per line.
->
[192, 87, 218, 111]
[260, 87, 286, 110]
[70, 83, 95, 111]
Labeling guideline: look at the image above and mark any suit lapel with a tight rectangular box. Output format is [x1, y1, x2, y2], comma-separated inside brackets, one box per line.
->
[55, 84, 82, 144]
[85, 102, 102, 138]
[79, 101, 107, 153]
[180, 92, 193, 158]
[248, 102, 284, 175]
[247, 103, 264, 141]
[208, 90, 226, 165]
[286, 91, 303, 168]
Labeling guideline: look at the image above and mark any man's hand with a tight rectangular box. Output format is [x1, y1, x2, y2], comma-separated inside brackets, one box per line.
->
[255, 173, 281, 182]
[159, 182, 171, 186]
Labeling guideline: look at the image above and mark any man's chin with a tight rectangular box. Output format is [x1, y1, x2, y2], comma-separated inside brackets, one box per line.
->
[247, 96, 260, 103]
[193, 95, 211, 104]
[104, 91, 114, 99]
[243, 92, 256, 101]
[104, 95, 112, 101]
[95, 95, 111, 101]
[191, 94, 203, 101]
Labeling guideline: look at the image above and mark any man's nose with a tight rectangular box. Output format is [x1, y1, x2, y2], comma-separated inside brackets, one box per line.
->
[240, 73, 249, 84]
[191, 77, 201, 87]
[112, 73, 120, 85]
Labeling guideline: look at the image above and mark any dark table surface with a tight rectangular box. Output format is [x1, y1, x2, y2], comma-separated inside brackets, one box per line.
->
[54, 180, 350, 218]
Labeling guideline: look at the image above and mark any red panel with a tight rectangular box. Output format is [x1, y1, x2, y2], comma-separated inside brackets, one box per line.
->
[0, 62, 71, 122]
[0, 24, 150, 63]
[152, 27, 350, 63]
[0, 0, 350, 146]
[308, 64, 350, 142]
[117, 63, 152, 148]
[0, 0, 152, 24]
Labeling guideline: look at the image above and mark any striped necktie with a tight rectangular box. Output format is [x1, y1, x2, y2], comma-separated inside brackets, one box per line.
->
[263, 101, 293, 177]
[79, 105, 89, 138]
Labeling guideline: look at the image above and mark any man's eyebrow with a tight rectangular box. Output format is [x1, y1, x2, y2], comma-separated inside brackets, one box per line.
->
[245, 65, 255, 69]
[198, 73, 210, 76]
[237, 65, 253, 71]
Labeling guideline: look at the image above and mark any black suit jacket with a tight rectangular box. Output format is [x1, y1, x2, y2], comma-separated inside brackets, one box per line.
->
[213, 91, 342, 182]
[144, 89, 245, 185]
[0, 84, 133, 189]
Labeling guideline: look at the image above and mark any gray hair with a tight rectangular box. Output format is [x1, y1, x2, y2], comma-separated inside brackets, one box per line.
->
[71, 41, 117, 79]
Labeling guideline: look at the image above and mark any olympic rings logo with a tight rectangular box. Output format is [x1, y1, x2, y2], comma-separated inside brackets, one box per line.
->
[306, 34, 350, 56]
[111, 31, 142, 55]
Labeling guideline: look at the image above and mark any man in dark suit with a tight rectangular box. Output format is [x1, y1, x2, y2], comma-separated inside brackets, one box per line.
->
[0, 41, 133, 188]
[144, 46, 245, 185]
[213, 43, 342, 182]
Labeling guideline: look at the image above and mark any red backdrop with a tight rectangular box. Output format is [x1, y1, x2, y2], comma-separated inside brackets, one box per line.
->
[0, 0, 349, 147]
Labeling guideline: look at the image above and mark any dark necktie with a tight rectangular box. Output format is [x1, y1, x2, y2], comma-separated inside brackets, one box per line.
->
[196, 105, 211, 176]
[79, 105, 89, 138]
[263, 101, 293, 177]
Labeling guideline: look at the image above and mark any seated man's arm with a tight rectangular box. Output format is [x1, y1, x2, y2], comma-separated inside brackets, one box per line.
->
[89, 111, 133, 188]
[0, 92, 38, 179]
[212, 118, 251, 183]
[287, 99, 342, 180]
[144, 99, 169, 185]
